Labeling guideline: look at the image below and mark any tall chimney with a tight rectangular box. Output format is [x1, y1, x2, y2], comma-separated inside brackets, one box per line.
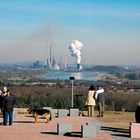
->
[64, 55, 66, 69]
[50, 45, 52, 65]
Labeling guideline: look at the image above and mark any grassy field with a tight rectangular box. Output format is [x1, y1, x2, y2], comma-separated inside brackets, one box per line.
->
[95, 111, 135, 129]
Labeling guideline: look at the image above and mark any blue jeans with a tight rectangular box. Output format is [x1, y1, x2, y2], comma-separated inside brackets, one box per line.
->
[3, 111, 13, 126]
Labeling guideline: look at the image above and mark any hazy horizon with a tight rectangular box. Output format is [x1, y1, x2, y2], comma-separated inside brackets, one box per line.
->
[0, 0, 140, 65]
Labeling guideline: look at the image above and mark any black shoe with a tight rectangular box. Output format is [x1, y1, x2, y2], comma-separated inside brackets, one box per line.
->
[101, 114, 104, 117]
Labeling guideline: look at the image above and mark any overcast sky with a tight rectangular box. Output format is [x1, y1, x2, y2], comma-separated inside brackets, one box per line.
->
[0, 0, 140, 65]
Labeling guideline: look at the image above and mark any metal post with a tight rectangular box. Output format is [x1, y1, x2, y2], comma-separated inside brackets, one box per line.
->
[70, 77, 75, 108]
[71, 80, 74, 108]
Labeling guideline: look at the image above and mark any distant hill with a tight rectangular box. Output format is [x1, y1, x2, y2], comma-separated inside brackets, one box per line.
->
[85, 65, 128, 74]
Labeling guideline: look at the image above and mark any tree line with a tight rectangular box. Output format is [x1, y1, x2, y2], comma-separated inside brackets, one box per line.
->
[8, 85, 140, 112]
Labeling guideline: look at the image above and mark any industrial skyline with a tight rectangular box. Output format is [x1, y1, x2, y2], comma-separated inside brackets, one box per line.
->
[45, 45, 67, 70]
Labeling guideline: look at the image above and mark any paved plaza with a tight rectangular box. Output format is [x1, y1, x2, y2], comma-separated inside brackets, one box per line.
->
[0, 113, 113, 140]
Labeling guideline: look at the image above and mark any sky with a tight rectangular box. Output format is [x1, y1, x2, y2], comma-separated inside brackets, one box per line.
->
[0, 0, 140, 65]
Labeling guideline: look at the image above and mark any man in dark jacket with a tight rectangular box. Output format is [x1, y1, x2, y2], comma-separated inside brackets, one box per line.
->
[0, 90, 3, 112]
[135, 102, 140, 123]
[0, 86, 8, 120]
[95, 86, 105, 117]
[3, 89, 16, 126]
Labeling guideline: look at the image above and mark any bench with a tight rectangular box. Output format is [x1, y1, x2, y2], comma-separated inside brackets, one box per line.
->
[13, 108, 18, 118]
[57, 121, 101, 138]
[58, 109, 69, 118]
[130, 122, 140, 138]
[43, 107, 55, 120]
[81, 121, 101, 138]
[57, 122, 72, 135]
[69, 108, 80, 116]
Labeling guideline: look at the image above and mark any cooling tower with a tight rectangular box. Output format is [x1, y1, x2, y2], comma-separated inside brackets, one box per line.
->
[77, 64, 80, 70]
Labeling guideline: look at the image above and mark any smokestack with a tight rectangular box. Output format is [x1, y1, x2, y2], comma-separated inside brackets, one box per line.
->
[69, 40, 83, 68]
[50, 45, 52, 66]
[64, 55, 66, 69]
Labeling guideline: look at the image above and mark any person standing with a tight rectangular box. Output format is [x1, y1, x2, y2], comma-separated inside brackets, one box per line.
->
[2, 85, 8, 97]
[135, 101, 140, 123]
[3, 89, 16, 126]
[0, 90, 3, 112]
[86, 85, 96, 117]
[0, 86, 8, 117]
[95, 86, 105, 117]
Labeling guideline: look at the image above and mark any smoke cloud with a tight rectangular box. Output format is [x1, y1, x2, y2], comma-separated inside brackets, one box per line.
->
[69, 40, 83, 64]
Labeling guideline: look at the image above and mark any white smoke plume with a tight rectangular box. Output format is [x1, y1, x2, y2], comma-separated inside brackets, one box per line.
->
[69, 40, 83, 64]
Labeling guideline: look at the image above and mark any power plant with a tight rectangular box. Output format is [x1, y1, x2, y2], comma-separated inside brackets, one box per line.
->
[45, 45, 67, 71]
[33, 40, 84, 71]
